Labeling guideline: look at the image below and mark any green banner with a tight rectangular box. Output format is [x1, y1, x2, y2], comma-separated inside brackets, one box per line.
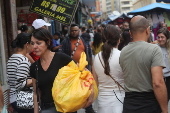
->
[29, 0, 79, 25]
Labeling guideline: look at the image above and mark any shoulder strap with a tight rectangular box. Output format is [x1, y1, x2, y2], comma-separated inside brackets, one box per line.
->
[98, 53, 125, 90]
[35, 61, 40, 104]
[71, 37, 80, 58]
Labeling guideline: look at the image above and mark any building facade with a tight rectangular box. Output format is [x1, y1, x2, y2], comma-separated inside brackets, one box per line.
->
[133, 0, 156, 10]
[106, 0, 115, 15]
[120, 0, 133, 13]
[99, 0, 107, 20]
[114, 0, 121, 12]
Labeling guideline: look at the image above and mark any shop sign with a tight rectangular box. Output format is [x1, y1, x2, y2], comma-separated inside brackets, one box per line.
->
[29, 0, 79, 25]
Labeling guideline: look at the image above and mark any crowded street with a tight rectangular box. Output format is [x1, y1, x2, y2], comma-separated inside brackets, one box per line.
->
[0, 0, 170, 113]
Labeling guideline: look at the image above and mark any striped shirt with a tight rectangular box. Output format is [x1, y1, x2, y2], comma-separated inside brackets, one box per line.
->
[6, 54, 31, 103]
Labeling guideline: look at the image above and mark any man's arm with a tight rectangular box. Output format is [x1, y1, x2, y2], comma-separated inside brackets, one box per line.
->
[151, 66, 168, 113]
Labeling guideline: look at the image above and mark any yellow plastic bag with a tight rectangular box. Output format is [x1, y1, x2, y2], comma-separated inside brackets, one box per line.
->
[52, 52, 98, 113]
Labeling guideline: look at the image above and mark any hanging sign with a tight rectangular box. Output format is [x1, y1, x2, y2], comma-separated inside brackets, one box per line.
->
[29, 0, 79, 25]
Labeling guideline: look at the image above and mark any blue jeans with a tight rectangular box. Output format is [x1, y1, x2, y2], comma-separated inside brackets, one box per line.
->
[11, 101, 34, 113]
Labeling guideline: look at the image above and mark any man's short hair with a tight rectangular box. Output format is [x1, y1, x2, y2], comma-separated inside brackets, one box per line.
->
[123, 21, 129, 25]
[70, 24, 79, 28]
[54, 31, 61, 36]
[130, 17, 149, 33]
[81, 27, 86, 32]
[100, 24, 106, 28]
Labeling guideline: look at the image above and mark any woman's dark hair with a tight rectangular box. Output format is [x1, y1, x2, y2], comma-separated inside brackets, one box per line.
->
[157, 27, 170, 40]
[93, 33, 102, 49]
[118, 29, 131, 50]
[86, 29, 90, 33]
[32, 28, 53, 50]
[20, 25, 28, 32]
[11, 33, 31, 48]
[54, 31, 61, 36]
[101, 25, 121, 75]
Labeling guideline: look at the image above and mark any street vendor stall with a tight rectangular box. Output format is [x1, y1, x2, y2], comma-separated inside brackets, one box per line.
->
[128, 3, 170, 40]
[108, 13, 133, 26]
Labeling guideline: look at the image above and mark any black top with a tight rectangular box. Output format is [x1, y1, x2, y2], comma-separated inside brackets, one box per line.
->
[30, 52, 72, 103]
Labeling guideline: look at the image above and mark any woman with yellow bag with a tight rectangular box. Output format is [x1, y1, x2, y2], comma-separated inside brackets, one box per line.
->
[30, 28, 95, 113]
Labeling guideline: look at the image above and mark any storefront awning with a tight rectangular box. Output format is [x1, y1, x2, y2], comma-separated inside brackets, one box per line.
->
[108, 13, 133, 21]
[82, 0, 96, 7]
[128, 3, 170, 15]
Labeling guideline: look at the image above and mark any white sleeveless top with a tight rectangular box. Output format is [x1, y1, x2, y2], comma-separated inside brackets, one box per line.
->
[94, 48, 124, 95]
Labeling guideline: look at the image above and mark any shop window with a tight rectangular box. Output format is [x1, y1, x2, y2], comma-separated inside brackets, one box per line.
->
[123, 1, 130, 5]
[122, 7, 130, 10]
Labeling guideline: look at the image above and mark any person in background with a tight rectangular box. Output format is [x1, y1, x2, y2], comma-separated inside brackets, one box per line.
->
[159, 22, 167, 29]
[51, 31, 63, 52]
[88, 25, 93, 33]
[32, 19, 51, 30]
[30, 19, 51, 61]
[93, 25, 124, 113]
[157, 28, 170, 103]
[91, 33, 103, 56]
[20, 25, 28, 33]
[86, 29, 94, 44]
[18, 25, 35, 63]
[59, 24, 94, 113]
[81, 27, 91, 43]
[93, 27, 97, 34]
[120, 15, 168, 113]
[99, 24, 106, 30]
[96, 27, 102, 34]
[61, 25, 68, 38]
[7, 33, 33, 113]
[121, 21, 129, 32]
[118, 29, 132, 50]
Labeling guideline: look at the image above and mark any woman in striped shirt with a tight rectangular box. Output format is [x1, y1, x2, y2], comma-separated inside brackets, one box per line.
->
[6, 33, 34, 113]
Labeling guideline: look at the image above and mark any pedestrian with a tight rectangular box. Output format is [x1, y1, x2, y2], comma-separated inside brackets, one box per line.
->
[51, 31, 62, 52]
[81, 27, 91, 43]
[93, 25, 124, 113]
[60, 24, 92, 71]
[86, 29, 94, 44]
[121, 21, 129, 32]
[91, 33, 103, 56]
[19, 25, 35, 63]
[118, 28, 131, 50]
[59, 24, 94, 113]
[61, 25, 68, 38]
[30, 28, 72, 113]
[7, 33, 34, 113]
[157, 27, 170, 102]
[20, 25, 28, 33]
[119, 15, 168, 113]
[30, 28, 93, 113]
[30, 19, 51, 61]
[32, 19, 51, 30]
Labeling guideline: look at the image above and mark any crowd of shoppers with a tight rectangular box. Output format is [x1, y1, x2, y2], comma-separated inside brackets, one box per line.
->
[2, 15, 170, 113]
